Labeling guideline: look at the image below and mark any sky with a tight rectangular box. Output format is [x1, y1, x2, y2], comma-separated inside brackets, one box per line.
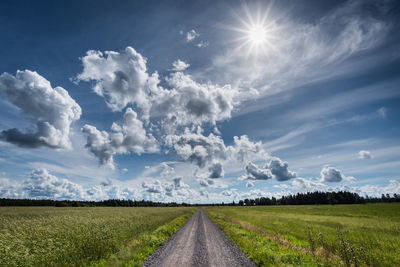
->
[0, 0, 399, 203]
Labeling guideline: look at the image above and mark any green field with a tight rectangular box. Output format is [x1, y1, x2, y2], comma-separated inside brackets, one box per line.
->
[0, 206, 194, 267]
[206, 204, 400, 267]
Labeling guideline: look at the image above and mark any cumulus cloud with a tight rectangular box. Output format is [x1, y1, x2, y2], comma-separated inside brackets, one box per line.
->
[142, 180, 163, 193]
[356, 180, 400, 197]
[246, 181, 254, 188]
[23, 169, 85, 199]
[221, 189, 240, 198]
[292, 177, 327, 192]
[142, 177, 193, 199]
[197, 41, 209, 48]
[173, 177, 188, 189]
[320, 167, 355, 183]
[0, 177, 21, 198]
[240, 189, 275, 200]
[171, 60, 190, 71]
[0, 168, 207, 201]
[228, 135, 268, 163]
[359, 150, 373, 159]
[165, 130, 271, 177]
[160, 162, 175, 178]
[76, 46, 237, 134]
[156, 72, 236, 126]
[209, 162, 224, 178]
[101, 178, 113, 187]
[240, 158, 296, 181]
[76, 46, 160, 117]
[0, 70, 81, 149]
[242, 162, 273, 180]
[199, 178, 214, 187]
[266, 158, 297, 181]
[320, 167, 343, 182]
[82, 108, 159, 168]
[186, 29, 199, 42]
[165, 128, 227, 168]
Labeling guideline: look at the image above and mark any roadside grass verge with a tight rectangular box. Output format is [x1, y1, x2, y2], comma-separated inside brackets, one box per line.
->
[91, 208, 195, 267]
[0, 207, 195, 266]
[206, 204, 400, 266]
[206, 210, 327, 266]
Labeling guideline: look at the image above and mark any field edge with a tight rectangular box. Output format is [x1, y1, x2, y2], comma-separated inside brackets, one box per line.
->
[89, 208, 197, 267]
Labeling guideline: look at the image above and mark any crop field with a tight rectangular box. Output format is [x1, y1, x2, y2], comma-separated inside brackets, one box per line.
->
[0, 206, 194, 267]
[206, 204, 400, 267]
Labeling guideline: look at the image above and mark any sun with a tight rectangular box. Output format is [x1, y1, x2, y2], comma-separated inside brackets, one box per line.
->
[225, 3, 281, 56]
[248, 24, 267, 45]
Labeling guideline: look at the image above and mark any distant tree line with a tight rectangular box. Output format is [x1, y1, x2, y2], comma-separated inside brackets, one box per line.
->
[0, 198, 191, 207]
[233, 191, 400, 206]
[1, 191, 399, 207]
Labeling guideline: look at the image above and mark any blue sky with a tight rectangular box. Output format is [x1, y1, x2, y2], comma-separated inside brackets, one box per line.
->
[0, 0, 399, 203]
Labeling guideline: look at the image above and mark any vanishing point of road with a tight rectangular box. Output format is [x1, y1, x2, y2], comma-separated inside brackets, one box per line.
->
[142, 209, 256, 267]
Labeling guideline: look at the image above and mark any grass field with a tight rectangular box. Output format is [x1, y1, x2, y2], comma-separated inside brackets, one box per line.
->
[0, 206, 194, 267]
[206, 204, 400, 267]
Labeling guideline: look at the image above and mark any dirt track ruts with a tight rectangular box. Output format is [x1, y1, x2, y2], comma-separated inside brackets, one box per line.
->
[141, 209, 256, 267]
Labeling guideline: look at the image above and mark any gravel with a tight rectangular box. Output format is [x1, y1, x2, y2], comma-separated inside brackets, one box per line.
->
[141, 209, 256, 267]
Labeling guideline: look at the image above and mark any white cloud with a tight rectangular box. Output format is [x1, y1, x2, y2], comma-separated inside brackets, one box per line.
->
[320, 166, 355, 183]
[221, 189, 240, 199]
[82, 108, 159, 169]
[76, 46, 160, 118]
[101, 178, 113, 187]
[240, 157, 296, 181]
[142, 180, 164, 194]
[141, 177, 197, 201]
[197, 177, 228, 189]
[0, 70, 81, 149]
[165, 128, 227, 168]
[211, 0, 389, 106]
[156, 72, 236, 126]
[240, 189, 275, 200]
[292, 177, 327, 192]
[242, 161, 273, 180]
[186, 29, 199, 42]
[160, 162, 175, 178]
[0, 177, 22, 198]
[208, 162, 224, 178]
[197, 41, 209, 48]
[356, 180, 400, 197]
[23, 169, 85, 200]
[171, 59, 190, 71]
[228, 135, 268, 163]
[246, 181, 254, 188]
[378, 107, 387, 119]
[320, 167, 343, 182]
[165, 129, 271, 177]
[76, 46, 237, 138]
[359, 150, 373, 159]
[267, 157, 297, 181]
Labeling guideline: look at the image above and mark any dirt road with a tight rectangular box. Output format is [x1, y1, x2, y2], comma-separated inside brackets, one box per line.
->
[141, 209, 256, 267]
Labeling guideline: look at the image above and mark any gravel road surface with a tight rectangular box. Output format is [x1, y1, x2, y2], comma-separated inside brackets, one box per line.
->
[141, 209, 256, 267]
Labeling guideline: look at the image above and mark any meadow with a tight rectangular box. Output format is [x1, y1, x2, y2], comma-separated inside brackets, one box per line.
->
[206, 204, 400, 267]
[0, 206, 194, 266]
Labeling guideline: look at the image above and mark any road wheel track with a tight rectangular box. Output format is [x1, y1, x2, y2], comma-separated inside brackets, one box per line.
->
[141, 209, 256, 267]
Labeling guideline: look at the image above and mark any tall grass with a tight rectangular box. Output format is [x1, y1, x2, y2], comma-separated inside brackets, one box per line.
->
[0, 206, 193, 266]
[206, 204, 400, 266]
